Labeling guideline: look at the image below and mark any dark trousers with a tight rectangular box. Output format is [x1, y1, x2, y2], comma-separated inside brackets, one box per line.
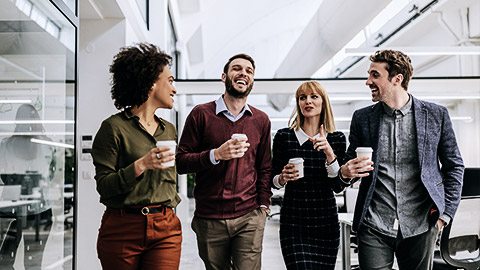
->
[357, 224, 438, 270]
[97, 207, 182, 270]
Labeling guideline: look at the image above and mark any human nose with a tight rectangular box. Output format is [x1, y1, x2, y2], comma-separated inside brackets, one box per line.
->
[366, 76, 372, 85]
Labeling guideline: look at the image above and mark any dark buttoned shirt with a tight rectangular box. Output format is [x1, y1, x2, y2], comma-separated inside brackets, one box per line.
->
[92, 109, 180, 208]
[364, 95, 433, 238]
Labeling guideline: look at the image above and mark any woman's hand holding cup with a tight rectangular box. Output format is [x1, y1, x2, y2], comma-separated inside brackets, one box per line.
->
[279, 158, 304, 186]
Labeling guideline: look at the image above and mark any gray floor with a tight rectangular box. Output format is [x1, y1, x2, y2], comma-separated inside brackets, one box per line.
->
[179, 199, 358, 270]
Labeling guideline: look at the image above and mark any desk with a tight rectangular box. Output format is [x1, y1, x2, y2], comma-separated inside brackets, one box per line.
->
[0, 200, 41, 241]
[338, 213, 354, 270]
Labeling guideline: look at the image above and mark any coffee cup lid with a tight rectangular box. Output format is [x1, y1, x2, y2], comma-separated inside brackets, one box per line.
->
[288, 158, 304, 164]
[156, 140, 177, 147]
[355, 147, 373, 152]
[231, 133, 248, 139]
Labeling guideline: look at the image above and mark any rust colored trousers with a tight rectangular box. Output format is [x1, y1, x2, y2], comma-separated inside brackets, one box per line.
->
[97, 206, 182, 270]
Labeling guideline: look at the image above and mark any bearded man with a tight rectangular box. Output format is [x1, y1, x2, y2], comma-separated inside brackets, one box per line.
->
[177, 54, 273, 270]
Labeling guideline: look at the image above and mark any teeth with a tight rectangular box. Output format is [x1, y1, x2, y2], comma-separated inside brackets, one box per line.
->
[236, 80, 246, 85]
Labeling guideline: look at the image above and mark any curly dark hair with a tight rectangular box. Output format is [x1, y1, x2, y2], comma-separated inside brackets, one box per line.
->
[369, 50, 413, 90]
[223, 53, 255, 74]
[109, 43, 172, 109]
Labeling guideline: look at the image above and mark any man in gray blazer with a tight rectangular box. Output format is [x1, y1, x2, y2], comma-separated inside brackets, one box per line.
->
[339, 49, 464, 269]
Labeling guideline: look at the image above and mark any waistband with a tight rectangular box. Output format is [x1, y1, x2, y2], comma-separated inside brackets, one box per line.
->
[111, 205, 166, 215]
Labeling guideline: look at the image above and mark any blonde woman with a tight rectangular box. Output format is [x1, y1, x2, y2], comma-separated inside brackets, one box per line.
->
[272, 81, 348, 269]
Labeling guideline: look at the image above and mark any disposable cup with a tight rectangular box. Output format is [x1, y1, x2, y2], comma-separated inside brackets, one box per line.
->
[288, 157, 304, 178]
[156, 140, 176, 167]
[231, 133, 248, 141]
[355, 147, 373, 161]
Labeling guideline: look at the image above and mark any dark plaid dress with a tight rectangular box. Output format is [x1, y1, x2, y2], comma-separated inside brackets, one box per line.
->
[273, 128, 347, 270]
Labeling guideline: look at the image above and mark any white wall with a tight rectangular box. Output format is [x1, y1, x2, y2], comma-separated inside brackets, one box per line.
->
[77, 18, 126, 270]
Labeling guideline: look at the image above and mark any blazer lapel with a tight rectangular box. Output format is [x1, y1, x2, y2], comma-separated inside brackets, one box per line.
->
[413, 97, 427, 168]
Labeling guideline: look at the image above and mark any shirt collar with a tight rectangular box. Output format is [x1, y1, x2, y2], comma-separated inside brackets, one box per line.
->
[382, 94, 413, 116]
[294, 128, 320, 146]
[215, 95, 252, 116]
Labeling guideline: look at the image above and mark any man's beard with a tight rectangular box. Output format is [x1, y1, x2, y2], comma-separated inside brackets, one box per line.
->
[225, 76, 253, 98]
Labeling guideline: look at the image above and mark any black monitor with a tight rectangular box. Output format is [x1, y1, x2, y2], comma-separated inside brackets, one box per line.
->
[461, 168, 480, 198]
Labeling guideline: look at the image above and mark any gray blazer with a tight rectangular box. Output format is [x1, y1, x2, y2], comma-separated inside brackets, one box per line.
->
[347, 95, 464, 232]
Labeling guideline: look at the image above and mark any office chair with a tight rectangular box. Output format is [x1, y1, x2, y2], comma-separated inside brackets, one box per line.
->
[269, 189, 284, 219]
[0, 219, 20, 266]
[438, 197, 480, 270]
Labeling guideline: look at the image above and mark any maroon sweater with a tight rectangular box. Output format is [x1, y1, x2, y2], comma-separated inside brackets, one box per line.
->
[177, 101, 272, 219]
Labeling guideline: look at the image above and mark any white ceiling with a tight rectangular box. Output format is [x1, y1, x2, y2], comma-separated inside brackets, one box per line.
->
[174, 0, 480, 79]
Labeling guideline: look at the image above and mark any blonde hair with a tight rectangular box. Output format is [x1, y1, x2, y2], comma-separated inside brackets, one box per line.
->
[288, 81, 336, 133]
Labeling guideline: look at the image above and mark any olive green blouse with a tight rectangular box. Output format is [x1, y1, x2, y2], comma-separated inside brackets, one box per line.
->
[91, 109, 180, 208]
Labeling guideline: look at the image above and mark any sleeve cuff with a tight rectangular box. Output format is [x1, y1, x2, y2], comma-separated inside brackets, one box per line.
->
[209, 149, 220, 165]
[338, 170, 357, 185]
[440, 214, 451, 226]
[273, 174, 286, 189]
[325, 159, 340, 178]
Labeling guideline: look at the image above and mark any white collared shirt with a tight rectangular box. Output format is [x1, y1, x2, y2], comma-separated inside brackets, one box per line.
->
[273, 128, 340, 189]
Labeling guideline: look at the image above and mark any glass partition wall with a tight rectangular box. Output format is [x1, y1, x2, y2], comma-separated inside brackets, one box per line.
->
[0, 0, 76, 269]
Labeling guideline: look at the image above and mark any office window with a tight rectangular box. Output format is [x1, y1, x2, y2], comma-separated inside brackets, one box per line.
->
[0, 0, 76, 269]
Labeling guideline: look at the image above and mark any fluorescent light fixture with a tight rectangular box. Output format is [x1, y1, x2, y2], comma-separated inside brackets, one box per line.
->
[0, 120, 75, 125]
[451, 116, 473, 122]
[329, 95, 480, 101]
[330, 96, 372, 101]
[0, 99, 32, 104]
[417, 96, 480, 100]
[0, 132, 74, 136]
[345, 46, 480, 56]
[30, 138, 74, 149]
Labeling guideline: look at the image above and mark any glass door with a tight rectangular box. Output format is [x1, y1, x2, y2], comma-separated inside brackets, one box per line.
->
[0, 0, 76, 269]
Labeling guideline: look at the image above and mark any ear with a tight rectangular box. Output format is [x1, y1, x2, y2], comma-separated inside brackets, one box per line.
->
[221, 73, 226, 83]
[394, 74, 404, 86]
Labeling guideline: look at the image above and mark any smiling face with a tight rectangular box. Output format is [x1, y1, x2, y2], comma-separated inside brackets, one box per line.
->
[298, 89, 323, 119]
[150, 67, 176, 109]
[366, 62, 400, 103]
[222, 58, 254, 98]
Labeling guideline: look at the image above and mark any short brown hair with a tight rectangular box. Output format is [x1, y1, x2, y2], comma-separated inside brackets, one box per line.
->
[369, 50, 413, 90]
[223, 53, 255, 74]
[289, 81, 336, 133]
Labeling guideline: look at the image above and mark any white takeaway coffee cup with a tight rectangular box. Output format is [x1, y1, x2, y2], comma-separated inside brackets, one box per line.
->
[356, 147, 373, 161]
[231, 133, 248, 141]
[156, 140, 176, 167]
[288, 158, 304, 179]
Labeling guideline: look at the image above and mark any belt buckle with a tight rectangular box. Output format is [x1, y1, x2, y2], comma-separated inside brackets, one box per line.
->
[141, 207, 150, 215]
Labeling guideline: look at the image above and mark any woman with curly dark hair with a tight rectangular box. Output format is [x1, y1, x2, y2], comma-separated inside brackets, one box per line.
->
[91, 43, 181, 269]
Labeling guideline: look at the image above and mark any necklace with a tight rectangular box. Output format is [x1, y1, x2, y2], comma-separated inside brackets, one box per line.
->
[140, 118, 154, 127]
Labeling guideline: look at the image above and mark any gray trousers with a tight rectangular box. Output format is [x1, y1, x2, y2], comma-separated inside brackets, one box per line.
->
[357, 224, 438, 270]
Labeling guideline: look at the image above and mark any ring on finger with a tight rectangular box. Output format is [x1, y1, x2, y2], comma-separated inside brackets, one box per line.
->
[156, 153, 160, 159]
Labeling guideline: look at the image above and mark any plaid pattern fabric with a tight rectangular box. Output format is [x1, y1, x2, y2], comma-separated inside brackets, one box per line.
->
[273, 128, 346, 269]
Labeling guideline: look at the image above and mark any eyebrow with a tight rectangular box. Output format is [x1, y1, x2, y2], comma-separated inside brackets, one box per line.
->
[231, 64, 254, 71]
